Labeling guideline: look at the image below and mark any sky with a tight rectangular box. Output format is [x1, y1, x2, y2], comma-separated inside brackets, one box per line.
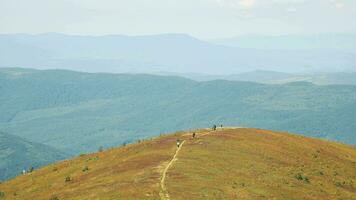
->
[0, 0, 355, 39]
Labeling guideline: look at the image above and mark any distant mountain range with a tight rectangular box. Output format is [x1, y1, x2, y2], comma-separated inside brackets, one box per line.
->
[212, 33, 356, 52]
[1, 68, 356, 155]
[1, 33, 355, 74]
[159, 70, 356, 85]
[0, 132, 66, 181]
[1, 68, 356, 181]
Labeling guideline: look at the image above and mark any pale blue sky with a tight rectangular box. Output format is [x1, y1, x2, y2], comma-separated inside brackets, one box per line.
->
[0, 0, 355, 39]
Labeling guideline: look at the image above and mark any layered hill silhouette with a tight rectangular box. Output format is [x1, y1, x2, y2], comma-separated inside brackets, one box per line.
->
[212, 34, 356, 52]
[0, 132, 66, 181]
[2, 68, 356, 182]
[1, 33, 355, 73]
[1, 68, 356, 156]
[169, 70, 356, 85]
[0, 128, 355, 199]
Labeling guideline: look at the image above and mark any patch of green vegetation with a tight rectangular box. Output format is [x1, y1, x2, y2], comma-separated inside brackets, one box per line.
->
[82, 166, 89, 172]
[295, 173, 310, 183]
[316, 171, 324, 176]
[65, 176, 71, 183]
[49, 195, 59, 200]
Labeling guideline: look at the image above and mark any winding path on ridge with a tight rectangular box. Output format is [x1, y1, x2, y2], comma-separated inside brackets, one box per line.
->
[158, 128, 241, 200]
[159, 130, 213, 200]
[159, 140, 186, 200]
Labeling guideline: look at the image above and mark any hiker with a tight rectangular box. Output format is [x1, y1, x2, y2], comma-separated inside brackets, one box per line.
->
[192, 132, 196, 138]
[176, 139, 180, 148]
[212, 124, 217, 131]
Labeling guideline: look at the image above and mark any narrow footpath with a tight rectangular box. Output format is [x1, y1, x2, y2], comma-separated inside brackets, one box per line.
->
[158, 128, 238, 199]
[159, 140, 186, 200]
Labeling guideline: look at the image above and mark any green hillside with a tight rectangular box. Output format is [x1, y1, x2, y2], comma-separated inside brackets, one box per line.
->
[0, 132, 66, 181]
[1, 68, 356, 156]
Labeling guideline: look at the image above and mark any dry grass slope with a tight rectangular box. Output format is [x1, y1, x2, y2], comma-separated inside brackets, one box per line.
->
[0, 128, 355, 200]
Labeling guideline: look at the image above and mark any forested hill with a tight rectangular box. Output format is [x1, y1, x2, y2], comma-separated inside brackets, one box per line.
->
[1, 68, 356, 156]
[0, 132, 66, 181]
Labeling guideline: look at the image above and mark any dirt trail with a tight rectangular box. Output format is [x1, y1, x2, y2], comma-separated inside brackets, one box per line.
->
[159, 128, 242, 199]
[159, 130, 210, 200]
[159, 140, 186, 200]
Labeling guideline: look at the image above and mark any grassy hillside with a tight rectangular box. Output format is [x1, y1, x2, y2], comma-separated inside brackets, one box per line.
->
[0, 132, 66, 181]
[0, 128, 355, 199]
[1, 68, 356, 156]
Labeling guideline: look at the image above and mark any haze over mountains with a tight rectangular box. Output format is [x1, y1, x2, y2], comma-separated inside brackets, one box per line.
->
[1, 33, 356, 184]
[1, 68, 356, 152]
[213, 34, 356, 52]
[1, 0, 356, 198]
[168, 70, 356, 85]
[1, 33, 356, 74]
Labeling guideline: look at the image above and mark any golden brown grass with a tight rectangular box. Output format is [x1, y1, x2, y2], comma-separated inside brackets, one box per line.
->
[0, 128, 355, 200]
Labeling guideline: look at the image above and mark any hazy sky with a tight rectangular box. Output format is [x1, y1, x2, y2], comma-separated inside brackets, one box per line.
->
[0, 0, 355, 39]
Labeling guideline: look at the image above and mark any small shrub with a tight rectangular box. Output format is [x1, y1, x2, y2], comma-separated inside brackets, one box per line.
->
[335, 181, 347, 187]
[335, 182, 342, 187]
[231, 181, 238, 189]
[65, 176, 72, 182]
[82, 166, 89, 172]
[295, 173, 303, 180]
[50, 195, 59, 200]
[295, 173, 310, 183]
[0, 191, 5, 199]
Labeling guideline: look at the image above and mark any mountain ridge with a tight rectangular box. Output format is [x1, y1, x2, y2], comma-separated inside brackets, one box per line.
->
[1, 67, 356, 155]
[1, 33, 355, 74]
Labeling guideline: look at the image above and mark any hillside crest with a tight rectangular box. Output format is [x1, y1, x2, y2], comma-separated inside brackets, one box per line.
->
[1, 128, 355, 200]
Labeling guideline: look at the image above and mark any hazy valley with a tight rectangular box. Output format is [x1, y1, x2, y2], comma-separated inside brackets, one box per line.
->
[1, 68, 356, 183]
